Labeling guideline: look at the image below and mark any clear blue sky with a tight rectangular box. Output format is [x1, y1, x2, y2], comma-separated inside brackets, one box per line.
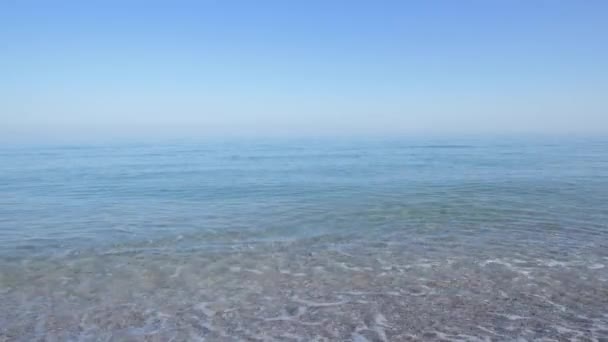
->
[1, 1, 607, 141]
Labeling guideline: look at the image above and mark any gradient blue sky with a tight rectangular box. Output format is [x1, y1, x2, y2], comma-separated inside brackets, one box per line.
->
[1, 0, 607, 140]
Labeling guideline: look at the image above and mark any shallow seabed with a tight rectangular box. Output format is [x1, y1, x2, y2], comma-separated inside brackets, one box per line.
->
[1, 234, 607, 341]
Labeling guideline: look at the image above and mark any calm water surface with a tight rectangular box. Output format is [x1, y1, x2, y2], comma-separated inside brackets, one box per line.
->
[1, 137, 607, 341]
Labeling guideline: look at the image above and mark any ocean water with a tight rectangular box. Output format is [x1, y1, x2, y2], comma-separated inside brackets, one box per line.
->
[1, 137, 607, 341]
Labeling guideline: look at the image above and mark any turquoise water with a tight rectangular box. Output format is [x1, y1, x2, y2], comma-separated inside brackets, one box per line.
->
[1, 137, 608, 341]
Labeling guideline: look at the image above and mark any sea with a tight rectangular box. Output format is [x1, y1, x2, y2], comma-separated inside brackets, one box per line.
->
[1, 136, 607, 341]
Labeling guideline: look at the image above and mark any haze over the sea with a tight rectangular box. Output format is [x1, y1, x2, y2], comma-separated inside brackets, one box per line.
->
[1, 1, 607, 143]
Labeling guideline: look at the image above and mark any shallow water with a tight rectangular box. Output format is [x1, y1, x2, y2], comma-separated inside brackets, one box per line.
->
[1, 137, 608, 341]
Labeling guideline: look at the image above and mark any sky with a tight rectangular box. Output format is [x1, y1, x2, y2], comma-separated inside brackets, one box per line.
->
[1, 0, 607, 141]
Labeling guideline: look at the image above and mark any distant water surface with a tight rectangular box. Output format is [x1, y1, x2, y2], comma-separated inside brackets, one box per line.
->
[1, 137, 607, 341]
